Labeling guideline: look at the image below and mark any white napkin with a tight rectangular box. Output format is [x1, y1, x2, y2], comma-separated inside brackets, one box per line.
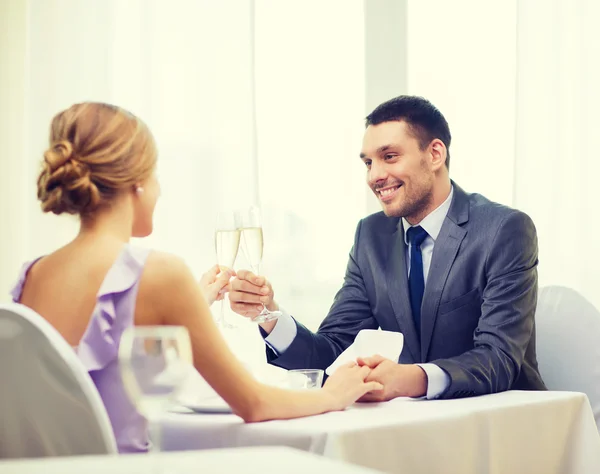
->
[325, 329, 404, 375]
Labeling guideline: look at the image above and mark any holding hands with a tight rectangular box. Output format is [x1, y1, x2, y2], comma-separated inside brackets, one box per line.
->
[356, 355, 427, 401]
[322, 362, 384, 410]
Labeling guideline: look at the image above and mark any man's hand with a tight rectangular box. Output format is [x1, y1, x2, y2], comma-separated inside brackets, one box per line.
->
[229, 270, 280, 333]
[199, 265, 235, 306]
[356, 355, 428, 402]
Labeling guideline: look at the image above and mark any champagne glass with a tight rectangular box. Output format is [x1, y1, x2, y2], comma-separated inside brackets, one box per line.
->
[215, 211, 241, 329]
[118, 326, 192, 461]
[239, 206, 282, 323]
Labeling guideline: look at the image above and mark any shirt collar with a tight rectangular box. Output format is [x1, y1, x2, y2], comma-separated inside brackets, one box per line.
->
[401, 186, 454, 245]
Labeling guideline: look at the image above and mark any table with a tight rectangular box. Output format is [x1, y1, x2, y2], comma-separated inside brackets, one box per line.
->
[161, 391, 600, 474]
[0, 446, 381, 473]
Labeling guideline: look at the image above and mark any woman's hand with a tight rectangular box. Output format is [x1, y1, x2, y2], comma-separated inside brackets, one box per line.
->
[321, 362, 384, 411]
[199, 265, 235, 305]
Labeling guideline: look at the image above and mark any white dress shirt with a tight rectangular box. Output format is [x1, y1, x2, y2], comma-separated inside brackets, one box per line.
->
[266, 187, 455, 399]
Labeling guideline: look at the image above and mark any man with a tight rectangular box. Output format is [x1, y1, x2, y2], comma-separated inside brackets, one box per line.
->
[230, 95, 546, 400]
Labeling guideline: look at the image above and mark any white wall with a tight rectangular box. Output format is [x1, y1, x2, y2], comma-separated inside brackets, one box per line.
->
[0, 0, 29, 302]
[364, 0, 409, 215]
[514, 0, 600, 307]
[406, 0, 517, 206]
[3, 0, 596, 322]
[0, 1, 371, 356]
[253, 0, 367, 330]
[365, 0, 518, 210]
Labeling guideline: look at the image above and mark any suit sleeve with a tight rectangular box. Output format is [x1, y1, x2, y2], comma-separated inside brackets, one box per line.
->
[433, 211, 539, 398]
[264, 219, 379, 370]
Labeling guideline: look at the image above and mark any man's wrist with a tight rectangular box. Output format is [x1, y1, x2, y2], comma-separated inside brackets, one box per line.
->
[260, 300, 280, 334]
[259, 319, 278, 334]
[408, 364, 428, 398]
[388, 363, 428, 399]
[266, 299, 279, 312]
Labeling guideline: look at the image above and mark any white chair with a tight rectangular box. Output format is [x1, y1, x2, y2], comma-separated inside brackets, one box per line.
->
[535, 286, 600, 432]
[0, 303, 117, 458]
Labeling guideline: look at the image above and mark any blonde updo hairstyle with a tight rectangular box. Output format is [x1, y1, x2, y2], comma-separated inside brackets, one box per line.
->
[37, 102, 157, 216]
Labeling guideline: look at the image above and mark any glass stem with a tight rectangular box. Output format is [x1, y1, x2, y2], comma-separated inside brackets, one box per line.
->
[219, 299, 226, 325]
[151, 416, 162, 453]
[148, 412, 172, 474]
[149, 414, 167, 473]
[252, 264, 267, 313]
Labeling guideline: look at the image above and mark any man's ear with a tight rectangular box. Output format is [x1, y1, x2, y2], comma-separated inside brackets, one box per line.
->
[429, 139, 447, 171]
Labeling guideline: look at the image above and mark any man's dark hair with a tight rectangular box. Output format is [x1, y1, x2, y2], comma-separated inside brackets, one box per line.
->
[365, 96, 451, 169]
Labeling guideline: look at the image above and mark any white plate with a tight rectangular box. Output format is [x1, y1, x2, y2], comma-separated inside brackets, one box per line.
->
[177, 397, 233, 414]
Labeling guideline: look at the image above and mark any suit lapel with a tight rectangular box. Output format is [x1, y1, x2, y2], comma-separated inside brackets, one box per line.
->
[385, 222, 420, 362]
[420, 183, 470, 360]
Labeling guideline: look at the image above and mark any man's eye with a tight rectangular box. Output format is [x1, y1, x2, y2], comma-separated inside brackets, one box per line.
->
[384, 154, 396, 160]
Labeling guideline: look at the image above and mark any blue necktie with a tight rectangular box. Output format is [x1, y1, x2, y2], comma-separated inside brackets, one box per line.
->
[406, 226, 428, 337]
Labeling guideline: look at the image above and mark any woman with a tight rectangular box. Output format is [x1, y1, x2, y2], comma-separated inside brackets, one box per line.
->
[11, 102, 381, 453]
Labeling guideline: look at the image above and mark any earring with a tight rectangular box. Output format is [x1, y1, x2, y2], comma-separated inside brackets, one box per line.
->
[135, 186, 144, 195]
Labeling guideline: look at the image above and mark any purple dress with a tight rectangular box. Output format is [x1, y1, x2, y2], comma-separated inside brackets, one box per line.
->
[11, 244, 151, 454]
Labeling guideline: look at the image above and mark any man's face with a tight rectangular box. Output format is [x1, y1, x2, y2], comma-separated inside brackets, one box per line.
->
[360, 121, 435, 220]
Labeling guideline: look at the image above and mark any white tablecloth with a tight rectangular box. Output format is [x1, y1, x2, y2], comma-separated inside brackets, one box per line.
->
[161, 391, 600, 474]
[0, 446, 380, 474]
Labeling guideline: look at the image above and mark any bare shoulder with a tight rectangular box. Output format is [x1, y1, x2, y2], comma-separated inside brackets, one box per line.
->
[136, 250, 199, 325]
[143, 250, 193, 285]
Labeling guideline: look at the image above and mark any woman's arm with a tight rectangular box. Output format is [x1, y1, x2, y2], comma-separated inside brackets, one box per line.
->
[137, 252, 381, 422]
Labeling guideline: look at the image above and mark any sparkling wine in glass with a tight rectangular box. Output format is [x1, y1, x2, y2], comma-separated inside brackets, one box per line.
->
[214, 211, 241, 329]
[239, 206, 282, 323]
[118, 326, 192, 462]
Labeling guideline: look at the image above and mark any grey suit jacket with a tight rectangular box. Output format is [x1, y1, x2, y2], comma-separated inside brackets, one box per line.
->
[266, 183, 546, 398]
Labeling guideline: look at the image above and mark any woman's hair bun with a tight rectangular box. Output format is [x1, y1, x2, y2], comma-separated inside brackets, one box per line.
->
[37, 140, 101, 215]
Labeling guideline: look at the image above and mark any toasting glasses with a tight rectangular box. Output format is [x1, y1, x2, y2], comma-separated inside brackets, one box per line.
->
[238, 206, 282, 323]
[214, 207, 281, 325]
[214, 211, 241, 329]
